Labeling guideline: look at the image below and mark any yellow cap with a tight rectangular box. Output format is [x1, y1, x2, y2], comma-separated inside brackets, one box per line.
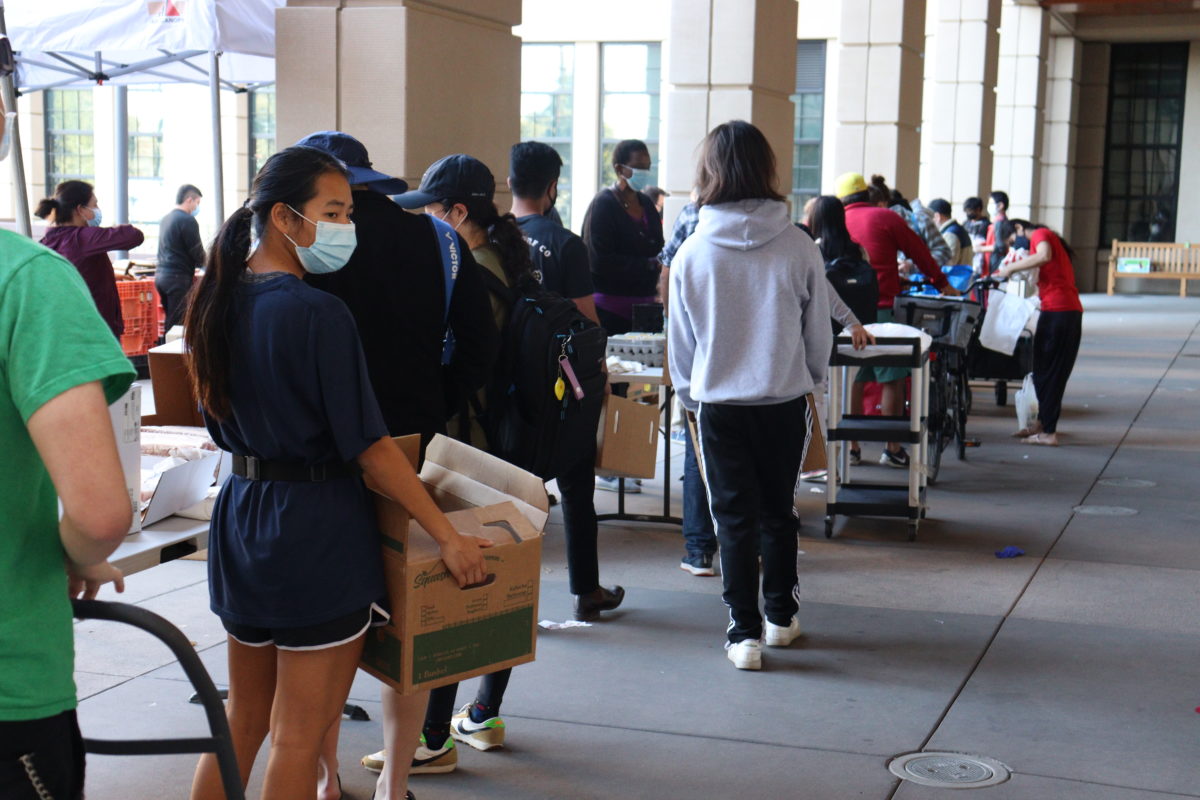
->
[835, 172, 868, 199]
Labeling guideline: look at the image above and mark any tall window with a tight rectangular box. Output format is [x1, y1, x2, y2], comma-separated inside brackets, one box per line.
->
[600, 43, 661, 188]
[44, 90, 95, 192]
[127, 87, 165, 224]
[1101, 42, 1188, 244]
[249, 87, 277, 180]
[791, 40, 826, 223]
[520, 45, 574, 227]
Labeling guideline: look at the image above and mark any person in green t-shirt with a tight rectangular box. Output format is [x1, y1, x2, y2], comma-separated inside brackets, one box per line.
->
[0, 194, 137, 798]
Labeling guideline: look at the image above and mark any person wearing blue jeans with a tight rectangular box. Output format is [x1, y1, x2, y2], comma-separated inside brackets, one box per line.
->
[680, 426, 717, 575]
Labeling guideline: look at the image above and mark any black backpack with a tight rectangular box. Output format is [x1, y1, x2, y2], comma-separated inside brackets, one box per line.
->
[825, 256, 880, 328]
[473, 271, 608, 480]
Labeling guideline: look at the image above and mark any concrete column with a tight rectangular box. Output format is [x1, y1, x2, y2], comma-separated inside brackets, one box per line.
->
[660, 0, 799, 224]
[832, 0, 926, 197]
[992, 0, 1048, 220]
[1069, 42, 1110, 293]
[918, 0, 1001, 208]
[1037, 34, 1081, 235]
[277, 0, 521, 197]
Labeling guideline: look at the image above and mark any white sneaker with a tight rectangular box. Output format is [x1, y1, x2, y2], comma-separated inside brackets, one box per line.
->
[596, 475, 641, 493]
[725, 639, 762, 670]
[764, 617, 802, 647]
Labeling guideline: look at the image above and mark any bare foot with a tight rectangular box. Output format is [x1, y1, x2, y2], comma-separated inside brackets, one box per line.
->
[1012, 421, 1043, 438]
[1021, 432, 1058, 446]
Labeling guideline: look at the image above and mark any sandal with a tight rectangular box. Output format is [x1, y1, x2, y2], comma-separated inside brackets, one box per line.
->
[1021, 432, 1058, 446]
[1012, 422, 1043, 438]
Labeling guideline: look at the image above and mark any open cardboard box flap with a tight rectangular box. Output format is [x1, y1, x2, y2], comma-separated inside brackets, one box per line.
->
[418, 434, 549, 532]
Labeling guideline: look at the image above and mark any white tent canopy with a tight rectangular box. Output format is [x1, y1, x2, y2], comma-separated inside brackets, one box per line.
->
[1, 0, 284, 235]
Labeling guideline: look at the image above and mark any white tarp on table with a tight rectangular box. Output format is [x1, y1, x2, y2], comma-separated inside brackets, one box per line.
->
[5, 0, 282, 89]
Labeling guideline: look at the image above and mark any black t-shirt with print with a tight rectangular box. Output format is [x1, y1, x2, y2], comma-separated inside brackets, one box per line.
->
[516, 214, 594, 299]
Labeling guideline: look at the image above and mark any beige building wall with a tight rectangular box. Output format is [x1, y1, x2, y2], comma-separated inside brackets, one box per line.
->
[832, 0, 926, 196]
[919, 0, 1001, 211]
[1037, 35, 1080, 239]
[992, 0, 1048, 221]
[660, 0, 799, 225]
[278, 1, 522, 213]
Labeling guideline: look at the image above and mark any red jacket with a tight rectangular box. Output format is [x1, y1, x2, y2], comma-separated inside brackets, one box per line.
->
[843, 202, 947, 307]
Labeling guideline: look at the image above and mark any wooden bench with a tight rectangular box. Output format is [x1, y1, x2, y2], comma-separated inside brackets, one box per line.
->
[1107, 240, 1200, 297]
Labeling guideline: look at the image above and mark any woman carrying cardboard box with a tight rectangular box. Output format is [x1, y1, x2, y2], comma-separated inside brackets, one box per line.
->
[183, 145, 490, 800]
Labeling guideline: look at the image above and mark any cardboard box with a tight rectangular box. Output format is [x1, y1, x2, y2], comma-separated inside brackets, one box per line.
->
[595, 394, 659, 479]
[361, 435, 547, 695]
[108, 385, 142, 535]
[140, 451, 221, 527]
[143, 339, 203, 427]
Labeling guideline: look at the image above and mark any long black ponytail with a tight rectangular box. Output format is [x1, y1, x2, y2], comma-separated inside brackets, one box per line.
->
[185, 145, 349, 418]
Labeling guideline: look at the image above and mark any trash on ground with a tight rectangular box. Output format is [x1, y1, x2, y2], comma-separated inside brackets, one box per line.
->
[995, 546, 1025, 559]
[538, 620, 592, 630]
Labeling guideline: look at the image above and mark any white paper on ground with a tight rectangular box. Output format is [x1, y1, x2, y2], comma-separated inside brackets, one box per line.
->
[538, 620, 592, 630]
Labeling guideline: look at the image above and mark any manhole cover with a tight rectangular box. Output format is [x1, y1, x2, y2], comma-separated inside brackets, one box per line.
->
[1098, 478, 1157, 488]
[1073, 505, 1138, 516]
[888, 752, 1011, 789]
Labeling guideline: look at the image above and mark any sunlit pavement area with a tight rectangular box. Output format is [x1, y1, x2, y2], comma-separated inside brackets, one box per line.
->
[76, 293, 1200, 799]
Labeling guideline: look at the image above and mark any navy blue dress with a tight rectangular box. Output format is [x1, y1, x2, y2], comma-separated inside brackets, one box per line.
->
[205, 273, 388, 628]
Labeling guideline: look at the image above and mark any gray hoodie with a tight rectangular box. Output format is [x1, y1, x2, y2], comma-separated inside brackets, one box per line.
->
[668, 199, 831, 411]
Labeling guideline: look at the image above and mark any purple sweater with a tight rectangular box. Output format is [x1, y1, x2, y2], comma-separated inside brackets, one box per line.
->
[40, 225, 145, 336]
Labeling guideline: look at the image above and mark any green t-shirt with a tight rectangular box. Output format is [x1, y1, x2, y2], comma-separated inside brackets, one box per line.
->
[0, 230, 135, 721]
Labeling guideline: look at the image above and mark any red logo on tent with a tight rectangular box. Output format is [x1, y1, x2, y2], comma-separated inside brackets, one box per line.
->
[147, 0, 187, 18]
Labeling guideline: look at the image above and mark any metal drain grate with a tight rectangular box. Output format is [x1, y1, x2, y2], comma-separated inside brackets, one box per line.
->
[888, 752, 1011, 789]
[1073, 505, 1138, 516]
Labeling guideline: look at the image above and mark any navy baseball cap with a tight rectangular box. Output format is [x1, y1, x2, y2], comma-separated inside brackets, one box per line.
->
[293, 131, 409, 195]
[392, 154, 495, 209]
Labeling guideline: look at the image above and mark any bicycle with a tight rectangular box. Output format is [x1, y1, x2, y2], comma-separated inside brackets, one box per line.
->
[893, 282, 989, 483]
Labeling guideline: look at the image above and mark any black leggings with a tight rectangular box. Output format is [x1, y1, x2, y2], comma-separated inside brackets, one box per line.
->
[425, 669, 513, 733]
[1032, 310, 1083, 434]
[0, 711, 85, 800]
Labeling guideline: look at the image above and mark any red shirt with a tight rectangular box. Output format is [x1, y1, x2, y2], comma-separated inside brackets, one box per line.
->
[1029, 227, 1082, 312]
[843, 202, 947, 307]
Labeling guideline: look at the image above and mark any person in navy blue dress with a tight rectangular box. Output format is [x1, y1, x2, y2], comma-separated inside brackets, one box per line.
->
[184, 146, 489, 800]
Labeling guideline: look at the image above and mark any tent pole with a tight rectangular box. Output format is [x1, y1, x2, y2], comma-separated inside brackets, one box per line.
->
[209, 51, 224, 224]
[0, 4, 32, 237]
[113, 85, 130, 258]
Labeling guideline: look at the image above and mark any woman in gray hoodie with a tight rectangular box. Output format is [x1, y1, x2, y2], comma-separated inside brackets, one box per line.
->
[667, 120, 832, 671]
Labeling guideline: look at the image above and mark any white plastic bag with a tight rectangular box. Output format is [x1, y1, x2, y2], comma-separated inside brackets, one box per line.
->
[1015, 373, 1039, 432]
[979, 289, 1034, 355]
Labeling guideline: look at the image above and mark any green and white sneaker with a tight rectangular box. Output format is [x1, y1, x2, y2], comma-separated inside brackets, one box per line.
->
[411, 735, 457, 774]
[450, 703, 506, 751]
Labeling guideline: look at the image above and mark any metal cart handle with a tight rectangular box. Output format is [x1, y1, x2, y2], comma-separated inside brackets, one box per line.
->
[72, 599, 244, 800]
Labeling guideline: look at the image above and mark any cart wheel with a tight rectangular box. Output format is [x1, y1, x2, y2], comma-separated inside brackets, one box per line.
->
[908, 520, 919, 542]
[824, 517, 834, 539]
[995, 381, 1008, 406]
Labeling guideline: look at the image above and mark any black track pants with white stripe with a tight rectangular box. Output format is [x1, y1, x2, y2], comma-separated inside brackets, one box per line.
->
[698, 398, 808, 644]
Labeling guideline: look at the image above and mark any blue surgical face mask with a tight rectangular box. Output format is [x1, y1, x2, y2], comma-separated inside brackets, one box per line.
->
[87, 206, 103, 227]
[0, 112, 14, 162]
[284, 205, 357, 274]
[622, 165, 652, 193]
[190, 204, 202, 218]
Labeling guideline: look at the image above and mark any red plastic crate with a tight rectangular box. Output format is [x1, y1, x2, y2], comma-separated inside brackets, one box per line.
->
[117, 279, 160, 356]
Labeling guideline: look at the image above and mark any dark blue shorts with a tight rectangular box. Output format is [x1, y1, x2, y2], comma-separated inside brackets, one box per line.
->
[223, 604, 387, 651]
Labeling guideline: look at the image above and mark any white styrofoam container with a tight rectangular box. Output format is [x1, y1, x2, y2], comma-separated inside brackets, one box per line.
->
[108, 384, 142, 535]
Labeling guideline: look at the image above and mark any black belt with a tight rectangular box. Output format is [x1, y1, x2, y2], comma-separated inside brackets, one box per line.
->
[232, 454, 361, 482]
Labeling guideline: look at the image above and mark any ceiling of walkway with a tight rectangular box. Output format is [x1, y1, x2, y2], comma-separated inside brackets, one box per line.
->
[1041, 0, 1200, 14]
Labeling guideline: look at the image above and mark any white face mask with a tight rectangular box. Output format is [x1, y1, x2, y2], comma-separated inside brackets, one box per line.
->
[283, 206, 357, 274]
[621, 165, 652, 192]
[434, 208, 465, 232]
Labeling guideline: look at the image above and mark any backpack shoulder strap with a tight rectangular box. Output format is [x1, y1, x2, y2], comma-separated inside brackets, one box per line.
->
[428, 215, 461, 325]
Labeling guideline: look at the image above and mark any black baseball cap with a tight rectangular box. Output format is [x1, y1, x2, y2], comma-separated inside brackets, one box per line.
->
[392, 154, 495, 209]
[293, 131, 409, 194]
